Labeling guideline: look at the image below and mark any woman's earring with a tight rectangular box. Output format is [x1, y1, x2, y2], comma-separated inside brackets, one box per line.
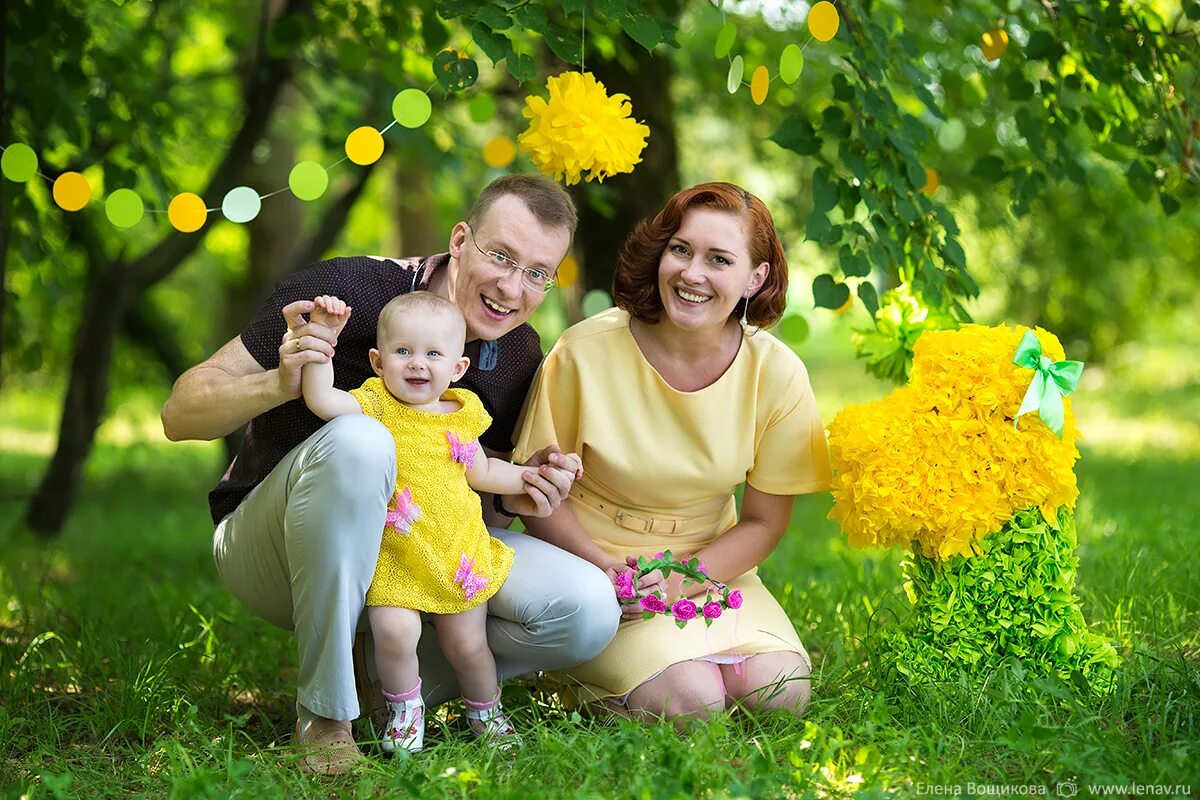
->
[740, 295, 750, 326]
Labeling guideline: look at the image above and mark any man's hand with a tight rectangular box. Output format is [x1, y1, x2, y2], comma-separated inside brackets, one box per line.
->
[500, 444, 581, 518]
[277, 299, 344, 399]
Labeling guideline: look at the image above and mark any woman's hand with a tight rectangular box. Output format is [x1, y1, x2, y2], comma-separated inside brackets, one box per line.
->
[501, 445, 580, 517]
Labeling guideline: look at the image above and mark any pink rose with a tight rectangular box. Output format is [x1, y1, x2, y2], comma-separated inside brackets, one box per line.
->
[640, 593, 668, 614]
[702, 601, 723, 619]
[726, 590, 743, 610]
[615, 571, 636, 600]
[671, 598, 698, 621]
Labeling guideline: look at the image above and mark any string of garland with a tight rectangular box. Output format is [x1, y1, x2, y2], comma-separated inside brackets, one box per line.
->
[615, 551, 744, 629]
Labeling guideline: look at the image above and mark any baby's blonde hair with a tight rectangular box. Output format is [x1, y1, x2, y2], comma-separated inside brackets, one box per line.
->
[377, 291, 466, 351]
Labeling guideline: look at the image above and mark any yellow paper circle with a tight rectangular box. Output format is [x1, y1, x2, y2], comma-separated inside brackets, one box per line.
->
[345, 126, 384, 166]
[482, 135, 516, 168]
[981, 28, 1009, 61]
[556, 254, 579, 288]
[52, 172, 91, 211]
[750, 66, 770, 105]
[921, 167, 941, 196]
[808, 1, 840, 42]
[168, 192, 207, 233]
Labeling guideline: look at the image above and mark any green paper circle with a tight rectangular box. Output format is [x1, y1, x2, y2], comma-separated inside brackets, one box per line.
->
[714, 22, 737, 59]
[779, 313, 810, 344]
[726, 56, 744, 94]
[289, 161, 329, 201]
[222, 186, 262, 223]
[582, 289, 613, 318]
[937, 118, 967, 151]
[780, 44, 805, 85]
[468, 94, 496, 124]
[105, 189, 144, 228]
[393, 89, 432, 129]
[1, 143, 38, 182]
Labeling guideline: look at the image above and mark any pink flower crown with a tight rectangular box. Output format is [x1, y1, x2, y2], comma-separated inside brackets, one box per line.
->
[615, 550, 744, 629]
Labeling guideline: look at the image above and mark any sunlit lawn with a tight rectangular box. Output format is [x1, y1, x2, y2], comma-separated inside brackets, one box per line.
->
[2, 324, 1198, 798]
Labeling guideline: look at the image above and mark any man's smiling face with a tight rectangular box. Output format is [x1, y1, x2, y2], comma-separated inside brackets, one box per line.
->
[445, 193, 572, 342]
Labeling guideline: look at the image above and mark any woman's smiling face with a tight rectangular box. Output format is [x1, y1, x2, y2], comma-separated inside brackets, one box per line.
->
[656, 206, 767, 333]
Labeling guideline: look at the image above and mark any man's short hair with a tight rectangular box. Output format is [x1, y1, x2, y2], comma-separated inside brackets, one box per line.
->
[466, 174, 578, 238]
[377, 291, 466, 347]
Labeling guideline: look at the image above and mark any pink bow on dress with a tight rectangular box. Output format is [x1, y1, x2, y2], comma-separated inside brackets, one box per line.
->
[446, 431, 478, 469]
[385, 487, 423, 535]
[454, 554, 489, 600]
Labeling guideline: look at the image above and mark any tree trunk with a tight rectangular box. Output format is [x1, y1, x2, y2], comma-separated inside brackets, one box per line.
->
[572, 31, 681, 306]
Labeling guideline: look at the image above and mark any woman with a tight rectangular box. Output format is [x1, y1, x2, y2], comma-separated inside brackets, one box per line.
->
[513, 182, 831, 726]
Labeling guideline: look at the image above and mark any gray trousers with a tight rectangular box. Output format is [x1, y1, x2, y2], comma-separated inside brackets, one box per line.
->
[212, 414, 620, 720]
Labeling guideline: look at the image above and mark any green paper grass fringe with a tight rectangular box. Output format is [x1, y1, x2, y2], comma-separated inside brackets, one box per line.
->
[882, 506, 1120, 694]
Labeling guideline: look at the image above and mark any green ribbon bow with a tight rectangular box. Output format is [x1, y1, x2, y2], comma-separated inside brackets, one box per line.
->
[1012, 330, 1083, 438]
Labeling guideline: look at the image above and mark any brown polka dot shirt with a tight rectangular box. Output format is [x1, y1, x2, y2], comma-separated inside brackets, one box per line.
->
[207, 254, 543, 524]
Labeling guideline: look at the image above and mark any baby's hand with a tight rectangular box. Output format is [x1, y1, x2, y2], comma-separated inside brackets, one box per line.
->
[550, 451, 583, 481]
[527, 463, 579, 494]
[310, 295, 352, 335]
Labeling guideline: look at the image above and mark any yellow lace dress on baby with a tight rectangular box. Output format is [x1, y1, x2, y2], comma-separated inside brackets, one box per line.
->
[350, 379, 514, 613]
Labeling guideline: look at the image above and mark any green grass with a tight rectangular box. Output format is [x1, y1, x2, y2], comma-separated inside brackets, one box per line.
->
[2, 330, 1198, 798]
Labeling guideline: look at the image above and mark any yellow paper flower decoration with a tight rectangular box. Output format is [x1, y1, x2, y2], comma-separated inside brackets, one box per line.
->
[518, 70, 650, 185]
[827, 324, 1081, 560]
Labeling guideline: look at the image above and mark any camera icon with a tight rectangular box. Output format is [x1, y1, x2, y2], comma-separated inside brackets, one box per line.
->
[1056, 778, 1078, 798]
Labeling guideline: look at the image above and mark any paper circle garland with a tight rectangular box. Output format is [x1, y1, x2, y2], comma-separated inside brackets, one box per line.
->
[808, 1, 840, 42]
[779, 313, 810, 344]
[52, 172, 90, 211]
[105, 189, 144, 228]
[392, 89, 432, 129]
[726, 55, 744, 94]
[168, 192, 207, 232]
[714, 21, 737, 58]
[921, 167, 941, 196]
[750, 65, 770, 105]
[345, 126, 384, 165]
[780, 44, 805, 84]
[468, 94, 496, 124]
[222, 186, 262, 223]
[289, 161, 329, 201]
[981, 28, 1009, 62]
[556, 253, 579, 288]
[1, 143, 38, 182]
[582, 288, 613, 318]
[482, 135, 516, 168]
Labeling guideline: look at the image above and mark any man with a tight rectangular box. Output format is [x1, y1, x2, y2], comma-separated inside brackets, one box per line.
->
[161, 175, 619, 773]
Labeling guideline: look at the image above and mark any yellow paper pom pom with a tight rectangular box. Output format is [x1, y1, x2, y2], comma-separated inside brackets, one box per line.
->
[518, 70, 650, 185]
[828, 324, 1081, 560]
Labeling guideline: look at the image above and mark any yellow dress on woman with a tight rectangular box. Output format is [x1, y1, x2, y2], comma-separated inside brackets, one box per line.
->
[513, 308, 832, 703]
[351, 379, 514, 614]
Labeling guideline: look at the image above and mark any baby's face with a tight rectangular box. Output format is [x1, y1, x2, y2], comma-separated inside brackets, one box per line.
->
[373, 311, 468, 407]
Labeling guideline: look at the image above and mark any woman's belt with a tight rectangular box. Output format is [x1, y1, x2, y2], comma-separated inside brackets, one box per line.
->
[568, 484, 730, 536]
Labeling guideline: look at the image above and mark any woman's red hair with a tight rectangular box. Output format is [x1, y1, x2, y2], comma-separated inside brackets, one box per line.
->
[612, 182, 789, 328]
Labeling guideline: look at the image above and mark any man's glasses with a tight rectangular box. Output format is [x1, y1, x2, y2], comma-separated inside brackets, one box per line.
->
[465, 226, 556, 292]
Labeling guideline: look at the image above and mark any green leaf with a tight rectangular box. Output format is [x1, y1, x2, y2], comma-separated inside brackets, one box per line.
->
[840, 247, 871, 278]
[1186, 0, 1200, 21]
[934, 205, 959, 236]
[857, 282, 880, 317]
[621, 14, 663, 52]
[470, 22, 510, 64]
[1006, 71, 1035, 102]
[811, 168, 838, 215]
[1160, 191, 1181, 216]
[812, 274, 851, 309]
[1024, 30, 1057, 61]
[805, 207, 831, 242]
[437, 0, 474, 17]
[421, 12, 451, 52]
[822, 106, 850, 138]
[543, 21, 583, 64]
[942, 237, 966, 269]
[560, 0, 586, 15]
[832, 73, 854, 102]
[433, 49, 479, 91]
[971, 154, 1007, 182]
[512, 3, 549, 32]
[771, 117, 821, 156]
[507, 52, 537, 84]
[475, 4, 511, 30]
